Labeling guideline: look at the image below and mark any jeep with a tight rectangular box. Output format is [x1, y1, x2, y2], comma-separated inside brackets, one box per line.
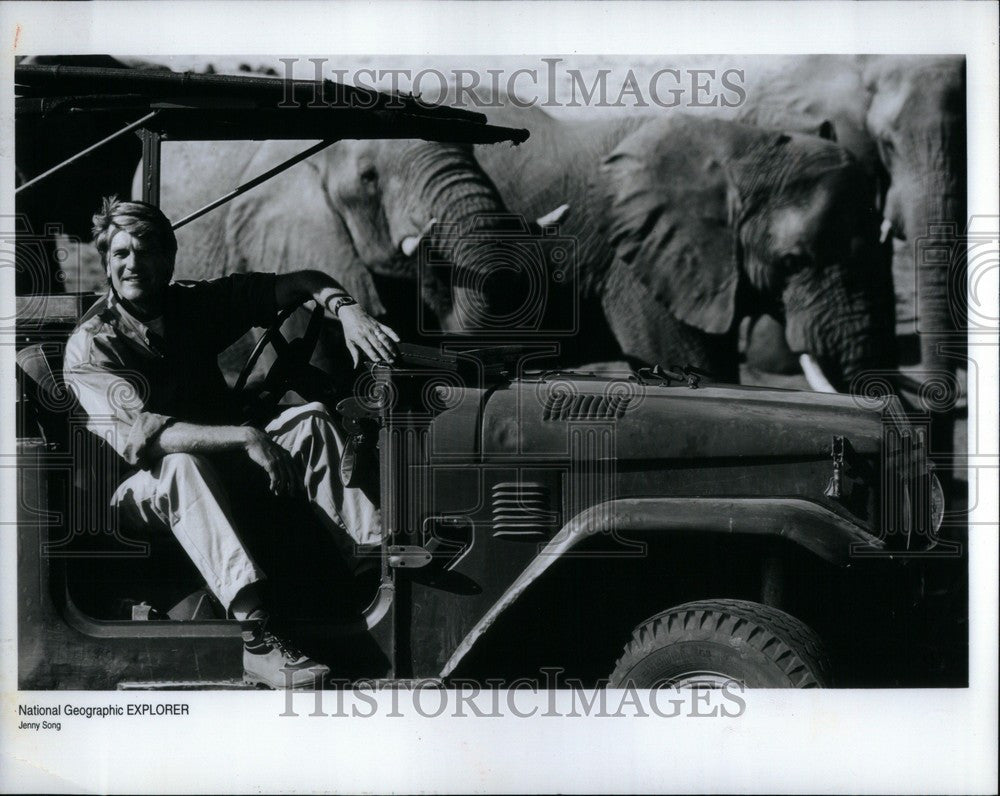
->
[12, 64, 966, 690]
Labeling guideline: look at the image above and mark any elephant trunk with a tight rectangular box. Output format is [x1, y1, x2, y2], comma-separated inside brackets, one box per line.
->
[784, 261, 898, 393]
[878, 58, 967, 381]
[408, 145, 509, 231]
[433, 198, 520, 333]
[895, 175, 965, 460]
[389, 145, 513, 326]
[904, 179, 966, 377]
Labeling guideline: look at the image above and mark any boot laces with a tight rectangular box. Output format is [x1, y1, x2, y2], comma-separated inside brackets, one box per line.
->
[261, 629, 305, 662]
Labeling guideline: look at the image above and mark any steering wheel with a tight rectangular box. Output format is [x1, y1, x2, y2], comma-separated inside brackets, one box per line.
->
[234, 300, 326, 421]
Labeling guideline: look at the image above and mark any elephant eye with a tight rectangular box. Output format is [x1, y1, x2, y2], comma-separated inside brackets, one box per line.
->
[360, 165, 379, 186]
[781, 252, 807, 273]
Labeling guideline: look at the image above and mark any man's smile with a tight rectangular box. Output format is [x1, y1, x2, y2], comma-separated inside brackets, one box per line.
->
[105, 228, 175, 316]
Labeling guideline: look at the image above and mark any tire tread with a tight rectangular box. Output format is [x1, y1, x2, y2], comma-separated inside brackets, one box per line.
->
[610, 598, 831, 688]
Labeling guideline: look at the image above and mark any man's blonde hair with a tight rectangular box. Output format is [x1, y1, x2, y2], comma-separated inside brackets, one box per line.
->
[92, 196, 178, 270]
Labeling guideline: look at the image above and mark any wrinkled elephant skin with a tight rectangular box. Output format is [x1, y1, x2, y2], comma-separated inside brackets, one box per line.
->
[737, 55, 966, 382]
[468, 107, 894, 388]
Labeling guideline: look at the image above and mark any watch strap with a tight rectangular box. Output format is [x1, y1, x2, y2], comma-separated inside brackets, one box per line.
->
[329, 296, 358, 317]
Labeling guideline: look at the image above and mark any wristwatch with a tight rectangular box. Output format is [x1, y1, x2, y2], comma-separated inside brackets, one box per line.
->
[328, 295, 358, 317]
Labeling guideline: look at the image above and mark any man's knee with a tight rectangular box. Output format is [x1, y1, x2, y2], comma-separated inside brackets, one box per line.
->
[268, 402, 344, 463]
[301, 402, 336, 429]
[291, 402, 340, 439]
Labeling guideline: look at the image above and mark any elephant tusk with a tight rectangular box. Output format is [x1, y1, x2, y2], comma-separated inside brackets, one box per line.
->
[400, 236, 421, 258]
[536, 203, 570, 228]
[879, 217, 894, 244]
[401, 217, 438, 258]
[799, 354, 838, 393]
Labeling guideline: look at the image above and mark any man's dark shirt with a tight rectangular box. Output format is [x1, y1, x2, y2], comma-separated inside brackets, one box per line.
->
[63, 273, 277, 469]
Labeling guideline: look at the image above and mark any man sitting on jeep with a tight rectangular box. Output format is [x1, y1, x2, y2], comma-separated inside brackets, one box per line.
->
[63, 197, 400, 689]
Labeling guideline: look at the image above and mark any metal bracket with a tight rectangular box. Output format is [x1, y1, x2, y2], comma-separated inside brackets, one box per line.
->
[388, 545, 432, 569]
[637, 364, 676, 386]
[662, 364, 704, 388]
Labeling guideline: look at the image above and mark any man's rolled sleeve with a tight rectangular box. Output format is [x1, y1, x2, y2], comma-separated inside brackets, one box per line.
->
[63, 333, 176, 468]
[121, 410, 175, 468]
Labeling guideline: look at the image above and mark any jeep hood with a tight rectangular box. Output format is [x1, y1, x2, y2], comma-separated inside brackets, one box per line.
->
[480, 379, 897, 461]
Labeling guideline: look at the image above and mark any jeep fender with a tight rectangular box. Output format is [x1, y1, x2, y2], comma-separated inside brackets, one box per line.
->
[440, 496, 882, 677]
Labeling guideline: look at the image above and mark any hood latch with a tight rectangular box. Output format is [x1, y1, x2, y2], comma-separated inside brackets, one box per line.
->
[824, 435, 846, 498]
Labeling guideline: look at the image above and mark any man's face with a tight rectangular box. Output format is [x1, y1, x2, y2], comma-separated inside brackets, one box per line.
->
[106, 229, 173, 315]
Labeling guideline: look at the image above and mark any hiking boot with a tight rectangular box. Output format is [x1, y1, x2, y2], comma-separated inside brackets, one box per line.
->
[241, 610, 329, 689]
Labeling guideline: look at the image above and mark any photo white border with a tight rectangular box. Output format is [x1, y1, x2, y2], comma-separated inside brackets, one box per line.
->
[1, 2, 997, 793]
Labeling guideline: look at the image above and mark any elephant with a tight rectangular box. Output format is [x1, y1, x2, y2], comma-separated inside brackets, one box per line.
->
[733, 55, 966, 457]
[153, 134, 522, 385]
[457, 105, 895, 389]
[439, 103, 648, 365]
[735, 56, 966, 381]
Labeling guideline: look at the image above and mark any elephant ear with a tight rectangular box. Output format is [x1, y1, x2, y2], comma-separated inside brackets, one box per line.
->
[602, 119, 740, 335]
[225, 152, 386, 317]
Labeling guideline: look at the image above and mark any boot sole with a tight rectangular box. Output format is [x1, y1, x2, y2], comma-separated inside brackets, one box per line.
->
[243, 671, 329, 690]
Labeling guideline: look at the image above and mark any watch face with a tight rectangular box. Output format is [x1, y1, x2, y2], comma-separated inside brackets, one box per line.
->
[336, 298, 357, 315]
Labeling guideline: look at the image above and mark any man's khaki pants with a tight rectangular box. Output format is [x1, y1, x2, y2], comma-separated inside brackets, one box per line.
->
[111, 402, 380, 611]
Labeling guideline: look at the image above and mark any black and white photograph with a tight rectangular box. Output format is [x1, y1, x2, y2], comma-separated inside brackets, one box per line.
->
[1, 2, 997, 793]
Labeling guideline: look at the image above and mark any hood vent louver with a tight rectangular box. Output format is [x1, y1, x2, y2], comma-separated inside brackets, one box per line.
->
[542, 392, 631, 421]
[491, 481, 557, 538]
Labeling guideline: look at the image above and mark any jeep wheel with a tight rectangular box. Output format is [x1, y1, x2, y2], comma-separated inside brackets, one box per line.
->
[609, 599, 831, 688]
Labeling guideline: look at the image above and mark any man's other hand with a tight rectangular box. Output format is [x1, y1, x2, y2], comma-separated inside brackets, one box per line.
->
[339, 304, 400, 367]
[244, 428, 302, 497]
